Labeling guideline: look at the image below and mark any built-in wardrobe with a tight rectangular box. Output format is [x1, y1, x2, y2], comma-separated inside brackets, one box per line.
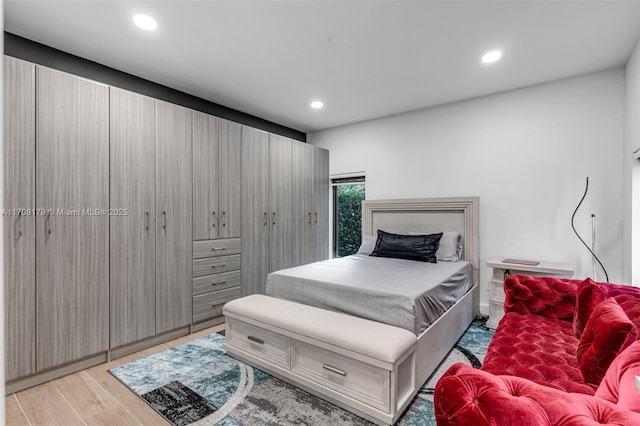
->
[191, 112, 242, 323]
[3, 55, 330, 393]
[241, 129, 329, 295]
[109, 89, 193, 349]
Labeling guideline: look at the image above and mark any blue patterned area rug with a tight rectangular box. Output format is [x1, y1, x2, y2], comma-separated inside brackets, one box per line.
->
[109, 319, 493, 426]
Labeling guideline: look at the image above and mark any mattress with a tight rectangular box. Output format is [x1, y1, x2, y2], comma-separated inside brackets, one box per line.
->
[265, 254, 473, 335]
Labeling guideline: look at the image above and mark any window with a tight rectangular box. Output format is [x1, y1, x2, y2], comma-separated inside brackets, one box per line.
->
[332, 175, 366, 257]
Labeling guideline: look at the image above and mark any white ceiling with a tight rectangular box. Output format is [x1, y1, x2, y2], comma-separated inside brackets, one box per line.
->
[5, 1, 640, 133]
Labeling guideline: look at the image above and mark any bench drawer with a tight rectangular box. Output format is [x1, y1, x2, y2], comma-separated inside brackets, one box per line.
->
[291, 341, 390, 412]
[193, 254, 240, 277]
[193, 270, 241, 296]
[193, 287, 241, 323]
[226, 319, 290, 370]
[193, 238, 241, 259]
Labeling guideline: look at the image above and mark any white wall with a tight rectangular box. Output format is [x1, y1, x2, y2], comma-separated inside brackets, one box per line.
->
[624, 36, 640, 286]
[309, 68, 625, 314]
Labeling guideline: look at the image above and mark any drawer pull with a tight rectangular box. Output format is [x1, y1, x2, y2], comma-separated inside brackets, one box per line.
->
[212, 280, 226, 286]
[211, 263, 227, 269]
[211, 247, 224, 251]
[322, 364, 347, 376]
[247, 335, 264, 345]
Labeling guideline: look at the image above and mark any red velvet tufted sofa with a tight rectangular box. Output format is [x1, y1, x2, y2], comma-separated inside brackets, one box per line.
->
[434, 275, 640, 425]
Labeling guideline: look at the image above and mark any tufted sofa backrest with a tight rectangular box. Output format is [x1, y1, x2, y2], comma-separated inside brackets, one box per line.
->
[503, 275, 579, 321]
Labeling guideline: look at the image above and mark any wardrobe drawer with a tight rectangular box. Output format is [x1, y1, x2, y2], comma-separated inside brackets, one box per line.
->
[193, 238, 241, 259]
[291, 341, 390, 413]
[193, 270, 241, 296]
[193, 254, 240, 278]
[226, 319, 290, 370]
[193, 286, 241, 323]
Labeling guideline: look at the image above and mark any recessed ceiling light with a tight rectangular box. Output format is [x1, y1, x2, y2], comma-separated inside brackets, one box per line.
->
[482, 50, 502, 64]
[311, 101, 324, 109]
[133, 14, 157, 31]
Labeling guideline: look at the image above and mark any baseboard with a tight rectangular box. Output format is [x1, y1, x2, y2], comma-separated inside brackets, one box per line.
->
[6, 325, 192, 395]
[479, 302, 489, 316]
[192, 315, 225, 332]
[6, 353, 108, 395]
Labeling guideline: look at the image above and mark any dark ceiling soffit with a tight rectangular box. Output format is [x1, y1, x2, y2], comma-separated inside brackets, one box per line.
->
[4, 32, 306, 142]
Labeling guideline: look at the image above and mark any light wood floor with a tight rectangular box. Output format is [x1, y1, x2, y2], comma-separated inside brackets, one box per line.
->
[5, 324, 225, 426]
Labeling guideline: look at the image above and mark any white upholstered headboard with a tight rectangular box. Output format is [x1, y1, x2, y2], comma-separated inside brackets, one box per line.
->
[361, 197, 480, 285]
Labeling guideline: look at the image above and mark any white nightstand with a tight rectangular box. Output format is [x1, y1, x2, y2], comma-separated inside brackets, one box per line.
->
[486, 258, 574, 330]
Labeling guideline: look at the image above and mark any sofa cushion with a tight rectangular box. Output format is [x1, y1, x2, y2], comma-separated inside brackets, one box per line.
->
[609, 288, 640, 331]
[596, 340, 640, 413]
[573, 278, 607, 339]
[577, 298, 638, 386]
[482, 312, 595, 394]
[574, 278, 640, 339]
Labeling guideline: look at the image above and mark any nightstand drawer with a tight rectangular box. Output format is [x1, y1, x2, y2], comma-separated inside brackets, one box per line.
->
[487, 301, 506, 330]
[193, 238, 241, 259]
[193, 254, 240, 278]
[490, 278, 505, 302]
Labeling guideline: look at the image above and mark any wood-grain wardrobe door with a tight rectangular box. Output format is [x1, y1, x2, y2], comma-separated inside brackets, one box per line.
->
[36, 66, 109, 370]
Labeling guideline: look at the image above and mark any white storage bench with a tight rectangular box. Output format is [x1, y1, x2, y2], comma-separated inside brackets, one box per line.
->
[223, 294, 418, 425]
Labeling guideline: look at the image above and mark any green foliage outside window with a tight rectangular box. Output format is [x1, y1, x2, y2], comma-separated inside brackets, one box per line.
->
[336, 183, 366, 257]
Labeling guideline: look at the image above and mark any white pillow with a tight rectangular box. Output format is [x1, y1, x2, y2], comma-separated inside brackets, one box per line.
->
[437, 231, 463, 261]
[409, 231, 463, 261]
[357, 234, 377, 255]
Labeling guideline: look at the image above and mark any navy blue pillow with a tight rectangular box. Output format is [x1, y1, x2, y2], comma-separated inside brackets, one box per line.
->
[371, 230, 442, 263]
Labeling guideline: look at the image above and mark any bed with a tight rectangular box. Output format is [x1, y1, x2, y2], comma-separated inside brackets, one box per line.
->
[266, 254, 473, 335]
[273, 197, 477, 373]
[224, 197, 479, 424]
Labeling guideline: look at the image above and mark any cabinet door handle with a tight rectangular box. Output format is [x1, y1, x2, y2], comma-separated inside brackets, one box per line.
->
[314, 212, 318, 224]
[322, 364, 347, 376]
[308, 212, 312, 224]
[248, 335, 264, 345]
[17, 211, 23, 236]
[46, 211, 53, 235]
[145, 211, 149, 230]
[162, 211, 167, 229]
[222, 211, 226, 227]
[263, 212, 267, 226]
[212, 211, 216, 228]
[272, 212, 276, 226]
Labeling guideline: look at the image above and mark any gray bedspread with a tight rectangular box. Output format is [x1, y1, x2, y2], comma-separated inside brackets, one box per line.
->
[265, 254, 472, 335]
